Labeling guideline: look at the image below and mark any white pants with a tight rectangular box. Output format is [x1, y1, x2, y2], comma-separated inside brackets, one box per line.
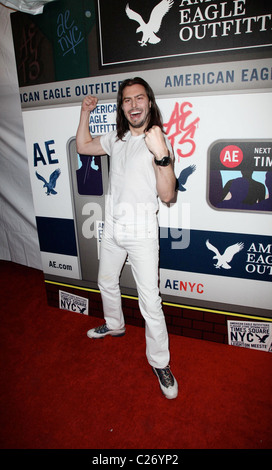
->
[97, 219, 170, 369]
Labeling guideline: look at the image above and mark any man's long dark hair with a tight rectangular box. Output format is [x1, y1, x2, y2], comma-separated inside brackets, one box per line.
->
[116, 77, 164, 140]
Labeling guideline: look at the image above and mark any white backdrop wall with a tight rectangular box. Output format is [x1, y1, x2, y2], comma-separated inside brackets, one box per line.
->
[0, 4, 42, 269]
[2, 1, 272, 318]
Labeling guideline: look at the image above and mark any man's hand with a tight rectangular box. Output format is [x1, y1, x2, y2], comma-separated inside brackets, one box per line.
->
[145, 126, 175, 203]
[82, 95, 98, 113]
[145, 126, 169, 160]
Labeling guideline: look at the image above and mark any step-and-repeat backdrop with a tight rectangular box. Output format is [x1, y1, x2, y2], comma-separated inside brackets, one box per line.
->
[11, 0, 272, 319]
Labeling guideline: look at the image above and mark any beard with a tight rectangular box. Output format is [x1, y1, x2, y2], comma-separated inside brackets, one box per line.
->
[129, 119, 147, 129]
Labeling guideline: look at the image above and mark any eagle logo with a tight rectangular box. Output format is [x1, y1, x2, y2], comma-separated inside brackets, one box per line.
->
[206, 240, 244, 270]
[125, 0, 174, 47]
[176, 165, 196, 192]
[35, 168, 61, 195]
[255, 334, 270, 344]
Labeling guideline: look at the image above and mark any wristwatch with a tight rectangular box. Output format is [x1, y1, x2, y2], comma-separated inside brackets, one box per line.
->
[154, 154, 171, 166]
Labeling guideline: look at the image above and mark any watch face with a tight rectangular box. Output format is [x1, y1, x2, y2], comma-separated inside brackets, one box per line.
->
[156, 156, 171, 166]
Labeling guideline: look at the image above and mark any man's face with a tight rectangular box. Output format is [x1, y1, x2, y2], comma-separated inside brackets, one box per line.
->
[122, 84, 151, 134]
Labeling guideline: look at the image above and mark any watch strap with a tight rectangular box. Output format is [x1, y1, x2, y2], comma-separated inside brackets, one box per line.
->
[154, 154, 171, 166]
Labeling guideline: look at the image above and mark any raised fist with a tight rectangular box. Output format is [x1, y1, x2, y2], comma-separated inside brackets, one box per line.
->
[82, 95, 98, 113]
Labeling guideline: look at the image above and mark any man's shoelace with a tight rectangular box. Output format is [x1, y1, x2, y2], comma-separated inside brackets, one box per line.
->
[156, 366, 174, 387]
[95, 324, 109, 334]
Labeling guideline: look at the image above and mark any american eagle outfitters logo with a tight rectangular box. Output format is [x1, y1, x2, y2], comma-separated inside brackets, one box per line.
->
[97, 0, 272, 66]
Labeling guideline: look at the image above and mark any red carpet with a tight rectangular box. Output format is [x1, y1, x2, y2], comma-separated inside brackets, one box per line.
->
[0, 261, 271, 452]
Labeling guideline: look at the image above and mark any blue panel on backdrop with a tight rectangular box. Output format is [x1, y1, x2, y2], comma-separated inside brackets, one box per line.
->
[159, 228, 272, 283]
[36, 217, 78, 256]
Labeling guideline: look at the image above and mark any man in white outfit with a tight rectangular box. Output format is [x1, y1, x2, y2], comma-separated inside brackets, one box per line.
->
[76, 77, 178, 399]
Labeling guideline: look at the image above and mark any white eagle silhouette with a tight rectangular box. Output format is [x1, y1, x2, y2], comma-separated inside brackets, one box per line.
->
[125, 0, 174, 47]
[206, 239, 244, 269]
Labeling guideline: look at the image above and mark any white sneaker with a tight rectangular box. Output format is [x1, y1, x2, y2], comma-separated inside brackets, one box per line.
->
[87, 323, 126, 339]
[152, 365, 178, 399]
